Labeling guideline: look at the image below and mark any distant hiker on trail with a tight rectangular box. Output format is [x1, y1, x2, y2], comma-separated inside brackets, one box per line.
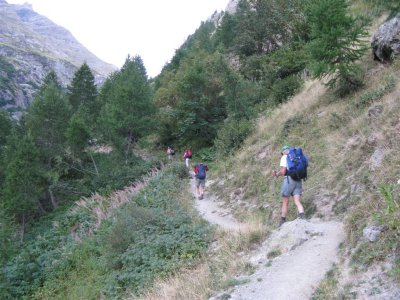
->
[167, 146, 175, 160]
[194, 163, 208, 199]
[183, 148, 192, 168]
[272, 145, 308, 227]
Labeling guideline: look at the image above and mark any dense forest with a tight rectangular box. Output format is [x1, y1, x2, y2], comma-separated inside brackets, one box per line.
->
[1, 0, 399, 299]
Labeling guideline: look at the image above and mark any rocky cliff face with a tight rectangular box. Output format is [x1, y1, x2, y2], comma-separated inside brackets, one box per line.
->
[0, 0, 117, 116]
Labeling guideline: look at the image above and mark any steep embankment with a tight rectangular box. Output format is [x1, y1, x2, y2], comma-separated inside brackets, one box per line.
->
[208, 60, 400, 298]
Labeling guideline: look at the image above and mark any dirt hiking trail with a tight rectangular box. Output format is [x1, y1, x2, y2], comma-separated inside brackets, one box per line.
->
[191, 177, 345, 300]
[191, 178, 248, 231]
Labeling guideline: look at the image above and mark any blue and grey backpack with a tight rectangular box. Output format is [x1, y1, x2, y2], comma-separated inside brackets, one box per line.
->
[197, 164, 207, 179]
[286, 147, 308, 181]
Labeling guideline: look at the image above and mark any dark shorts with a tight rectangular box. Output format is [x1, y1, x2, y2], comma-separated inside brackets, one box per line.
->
[281, 176, 303, 197]
[196, 178, 206, 187]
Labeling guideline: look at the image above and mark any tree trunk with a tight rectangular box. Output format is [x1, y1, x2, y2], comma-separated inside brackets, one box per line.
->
[48, 188, 58, 209]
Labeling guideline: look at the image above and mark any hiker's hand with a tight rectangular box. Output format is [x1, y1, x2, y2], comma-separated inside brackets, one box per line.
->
[272, 170, 278, 177]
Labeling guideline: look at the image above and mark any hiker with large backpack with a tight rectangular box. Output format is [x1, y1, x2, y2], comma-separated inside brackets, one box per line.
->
[272, 145, 308, 227]
[194, 163, 208, 199]
[183, 148, 192, 168]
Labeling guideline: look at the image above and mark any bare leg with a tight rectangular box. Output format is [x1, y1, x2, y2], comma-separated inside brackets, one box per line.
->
[293, 195, 304, 213]
[281, 196, 289, 218]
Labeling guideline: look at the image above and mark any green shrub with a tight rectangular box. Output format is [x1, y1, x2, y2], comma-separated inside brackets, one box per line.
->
[214, 118, 253, 157]
[267, 248, 282, 259]
[101, 166, 211, 297]
[271, 75, 303, 104]
[335, 73, 364, 97]
[2, 163, 211, 299]
[166, 161, 189, 179]
[195, 147, 216, 162]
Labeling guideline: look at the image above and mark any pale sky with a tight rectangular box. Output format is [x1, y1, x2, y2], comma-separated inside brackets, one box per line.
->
[7, 0, 229, 77]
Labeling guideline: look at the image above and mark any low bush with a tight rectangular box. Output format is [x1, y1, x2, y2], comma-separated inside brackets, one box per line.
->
[271, 75, 303, 104]
[1, 163, 211, 299]
[214, 118, 253, 157]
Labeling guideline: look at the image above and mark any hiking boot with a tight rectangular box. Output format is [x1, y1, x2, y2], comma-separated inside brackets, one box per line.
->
[279, 217, 286, 227]
[298, 212, 305, 220]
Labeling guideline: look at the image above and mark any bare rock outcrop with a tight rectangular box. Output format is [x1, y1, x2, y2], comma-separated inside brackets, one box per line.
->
[0, 1, 117, 116]
[372, 15, 400, 62]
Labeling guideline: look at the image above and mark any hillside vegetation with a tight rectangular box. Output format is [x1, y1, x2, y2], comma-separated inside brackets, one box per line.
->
[1, 0, 400, 299]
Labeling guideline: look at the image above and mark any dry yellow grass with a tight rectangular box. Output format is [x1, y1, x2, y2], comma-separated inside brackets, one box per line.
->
[69, 168, 159, 241]
[136, 264, 212, 300]
[134, 220, 265, 300]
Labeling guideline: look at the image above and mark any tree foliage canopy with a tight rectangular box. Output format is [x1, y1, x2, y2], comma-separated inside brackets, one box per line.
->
[306, 0, 369, 89]
[99, 56, 156, 154]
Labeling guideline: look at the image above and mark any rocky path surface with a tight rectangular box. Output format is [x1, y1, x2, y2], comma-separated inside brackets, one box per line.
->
[190, 177, 345, 300]
[228, 219, 344, 300]
[191, 178, 247, 231]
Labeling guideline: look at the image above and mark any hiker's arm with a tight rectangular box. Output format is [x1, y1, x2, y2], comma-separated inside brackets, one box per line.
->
[274, 167, 287, 177]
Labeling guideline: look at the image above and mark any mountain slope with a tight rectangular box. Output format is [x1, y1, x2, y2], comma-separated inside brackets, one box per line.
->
[0, 0, 117, 114]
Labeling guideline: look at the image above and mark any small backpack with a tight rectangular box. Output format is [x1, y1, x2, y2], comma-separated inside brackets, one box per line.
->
[197, 164, 207, 179]
[286, 147, 308, 181]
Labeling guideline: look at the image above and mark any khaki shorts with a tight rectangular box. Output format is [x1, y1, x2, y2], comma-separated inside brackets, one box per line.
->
[281, 176, 303, 196]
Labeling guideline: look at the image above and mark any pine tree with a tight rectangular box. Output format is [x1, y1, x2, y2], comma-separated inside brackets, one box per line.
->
[306, 0, 369, 91]
[67, 63, 98, 119]
[99, 56, 155, 158]
[0, 110, 12, 146]
[2, 130, 45, 240]
[0, 110, 12, 186]
[0, 200, 17, 264]
[25, 72, 72, 209]
[26, 72, 72, 160]
[157, 51, 228, 148]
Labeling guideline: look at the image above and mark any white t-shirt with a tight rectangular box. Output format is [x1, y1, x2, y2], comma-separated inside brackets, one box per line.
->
[280, 154, 287, 168]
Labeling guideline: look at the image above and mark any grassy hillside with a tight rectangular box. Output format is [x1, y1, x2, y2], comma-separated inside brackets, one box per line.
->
[140, 54, 400, 300]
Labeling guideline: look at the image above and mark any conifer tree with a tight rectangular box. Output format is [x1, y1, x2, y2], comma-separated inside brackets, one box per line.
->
[306, 0, 369, 91]
[25, 72, 72, 208]
[66, 109, 91, 159]
[67, 63, 98, 120]
[0, 110, 12, 147]
[0, 200, 16, 264]
[157, 51, 228, 147]
[65, 64, 99, 164]
[2, 130, 44, 239]
[26, 72, 71, 160]
[99, 56, 155, 158]
[0, 110, 12, 186]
